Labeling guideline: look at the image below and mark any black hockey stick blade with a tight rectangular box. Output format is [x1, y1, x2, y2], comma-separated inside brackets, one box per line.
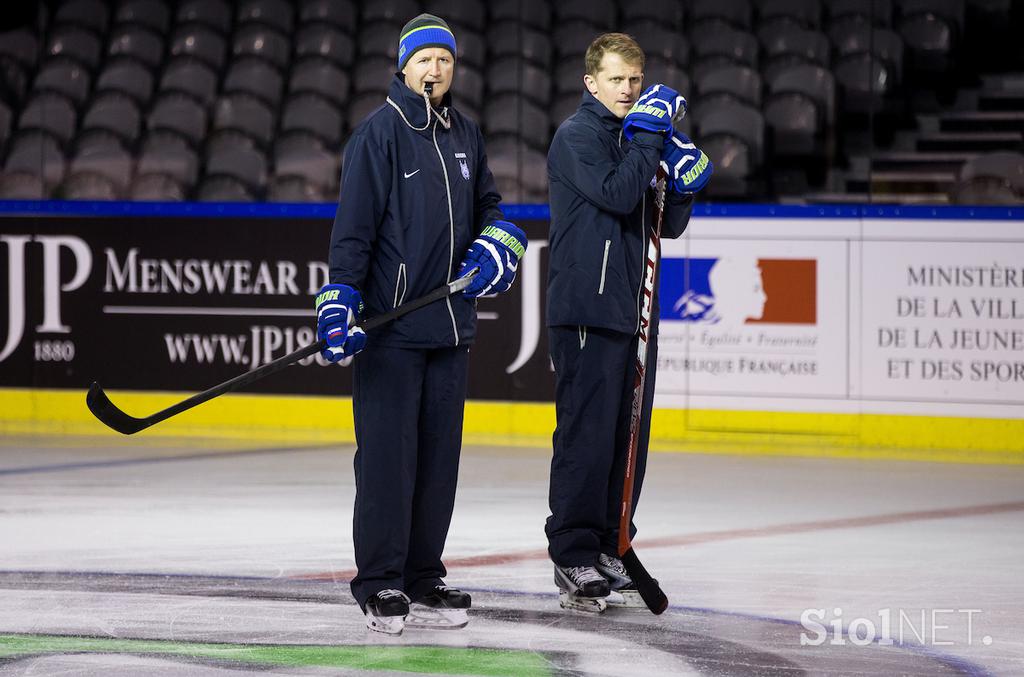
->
[620, 547, 669, 614]
[87, 272, 478, 435]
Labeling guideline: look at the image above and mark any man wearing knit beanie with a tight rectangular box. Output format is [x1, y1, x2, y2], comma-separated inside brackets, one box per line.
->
[319, 12, 525, 636]
[397, 13, 458, 107]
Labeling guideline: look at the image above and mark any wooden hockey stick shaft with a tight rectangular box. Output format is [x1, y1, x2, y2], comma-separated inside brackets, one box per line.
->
[86, 272, 478, 435]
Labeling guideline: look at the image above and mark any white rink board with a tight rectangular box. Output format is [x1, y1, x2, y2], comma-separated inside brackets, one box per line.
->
[656, 216, 1024, 419]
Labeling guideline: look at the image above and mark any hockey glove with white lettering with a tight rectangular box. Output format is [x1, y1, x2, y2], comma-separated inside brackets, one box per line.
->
[315, 283, 367, 366]
[623, 84, 687, 140]
[458, 221, 528, 298]
[660, 131, 713, 194]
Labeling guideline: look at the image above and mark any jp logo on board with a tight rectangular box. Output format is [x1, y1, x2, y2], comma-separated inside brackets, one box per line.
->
[660, 257, 817, 325]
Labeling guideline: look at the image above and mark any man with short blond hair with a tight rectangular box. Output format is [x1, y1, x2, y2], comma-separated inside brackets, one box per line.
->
[545, 32, 712, 613]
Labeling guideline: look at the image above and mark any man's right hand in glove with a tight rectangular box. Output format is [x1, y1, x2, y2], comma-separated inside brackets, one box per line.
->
[315, 283, 367, 366]
[623, 84, 686, 140]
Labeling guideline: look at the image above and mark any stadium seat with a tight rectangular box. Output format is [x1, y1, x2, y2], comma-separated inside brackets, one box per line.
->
[352, 57, 393, 96]
[487, 135, 548, 196]
[487, 21, 552, 68]
[176, 0, 232, 35]
[273, 131, 340, 189]
[620, 0, 683, 28]
[137, 130, 199, 186]
[223, 57, 284, 106]
[693, 100, 764, 166]
[69, 132, 133, 192]
[898, 0, 964, 75]
[290, 57, 350, 107]
[832, 25, 904, 84]
[0, 171, 46, 199]
[298, 0, 357, 33]
[553, 20, 603, 59]
[108, 25, 165, 69]
[82, 92, 142, 144]
[213, 92, 275, 147]
[233, 24, 291, 70]
[484, 94, 549, 150]
[555, 61, 585, 96]
[46, 26, 102, 71]
[487, 57, 552, 106]
[554, 0, 616, 29]
[33, 57, 91, 106]
[0, 100, 9, 146]
[96, 57, 154, 104]
[147, 92, 209, 146]
[451, 25, 485, 70]
[281, 93, 344, 146]
[237, 0, 294, 33]
[551, 92, 581, 129]
[829, 0, 893, 25]
[295, 23, 356, 67]
[768, 64, 836, 126]
[358, 21, 401, 61]
[690, 0, 753, 31]
[54, 0, 109, 36]
[423, 0, 486, 32]
[3, 130, 67, 188]
[130, 172, 187, 201]
[268, 174, 332, 202]
[0, 58, 28, 108]
[205, 130, 269, 191]
[644, 57, 691, 99]
[954, 151, 1024, 204]
[696, 65, 763, 108]
[160, 57, 219, 106]
[0, 29, 40, 69]
[59, 171, 119, 200]
[833, 54, 894, 113]
[622, 20, 689, 67]
[361, 0, 419, 24]
[759, 26, 831, 84]
[346, 92, 384, 129]
[455, 63, 484, 110]
[691, 28, 759, 82]
[197, 174, 256, 201]
[114, 0, 171, 35]
[490, 0, 552, 31]
[170, 24, 228, 70]
[18, 92, 77, 144]
[758, 0, 823, 29]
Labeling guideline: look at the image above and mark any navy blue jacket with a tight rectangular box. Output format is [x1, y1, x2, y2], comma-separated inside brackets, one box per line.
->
[547, 91, 693, 333]
[329, 75, 504, 348]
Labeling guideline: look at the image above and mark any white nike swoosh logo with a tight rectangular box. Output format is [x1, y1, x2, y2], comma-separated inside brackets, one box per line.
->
[404, 169, 420, 178]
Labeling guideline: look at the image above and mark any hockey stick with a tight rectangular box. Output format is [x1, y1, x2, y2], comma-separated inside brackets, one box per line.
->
[616, 167, 670, 615]
[87, 272, 478, 435]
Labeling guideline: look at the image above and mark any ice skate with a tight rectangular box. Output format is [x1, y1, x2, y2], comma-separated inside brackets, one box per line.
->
[596, 553, 645, 608]
[364, 589, 410, 635]
[554, 565, 609, 614]
[406, 585, 471, 629]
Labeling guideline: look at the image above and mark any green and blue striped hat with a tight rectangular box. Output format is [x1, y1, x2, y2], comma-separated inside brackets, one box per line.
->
[397, 13, 457, 71]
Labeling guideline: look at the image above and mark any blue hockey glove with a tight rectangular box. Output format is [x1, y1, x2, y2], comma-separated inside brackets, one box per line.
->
[458, 220, 528, 298]
[315, 283, 366, 365]
[660, 131, 713, 194]
[623, 84, 686, 140]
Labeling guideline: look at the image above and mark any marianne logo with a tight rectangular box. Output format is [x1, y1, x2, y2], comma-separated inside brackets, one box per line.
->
[660, 256, 817, 325]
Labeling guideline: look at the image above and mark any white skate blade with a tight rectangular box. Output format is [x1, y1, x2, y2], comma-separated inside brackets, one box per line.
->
[559, 591, 607, 614]
[405, 604, 469, 629]
[366, 613, 406, 635]
[606, 589, 646, 608]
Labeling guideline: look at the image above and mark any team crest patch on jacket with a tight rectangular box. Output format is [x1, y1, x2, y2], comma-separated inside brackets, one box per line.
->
[455, 152, 470, 180]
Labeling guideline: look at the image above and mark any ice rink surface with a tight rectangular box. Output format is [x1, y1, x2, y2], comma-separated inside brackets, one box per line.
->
[1, 435, 1022, 676]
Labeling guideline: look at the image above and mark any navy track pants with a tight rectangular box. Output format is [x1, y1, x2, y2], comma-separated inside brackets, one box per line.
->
[349, 343, 469, 609]
[545, 324, 658, 566]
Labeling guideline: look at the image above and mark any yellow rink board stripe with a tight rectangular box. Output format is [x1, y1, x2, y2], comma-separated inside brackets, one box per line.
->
[1, 388, 1021, 465]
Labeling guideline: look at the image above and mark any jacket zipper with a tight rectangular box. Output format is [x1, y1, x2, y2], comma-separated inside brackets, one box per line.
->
[393, 262, 407, 308]
[431, 118, 460, 345]
[598, 240, 611, 294]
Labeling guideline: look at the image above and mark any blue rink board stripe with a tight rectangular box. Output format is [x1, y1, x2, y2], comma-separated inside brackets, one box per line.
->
[1, 200, 1023, 221]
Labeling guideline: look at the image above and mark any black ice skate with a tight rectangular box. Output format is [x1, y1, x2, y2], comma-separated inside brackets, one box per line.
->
[554, 565, 610, 613]
[364, 589, 410, 635]
[596, 553, 645, 608]
[406, 585, 472, 629]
